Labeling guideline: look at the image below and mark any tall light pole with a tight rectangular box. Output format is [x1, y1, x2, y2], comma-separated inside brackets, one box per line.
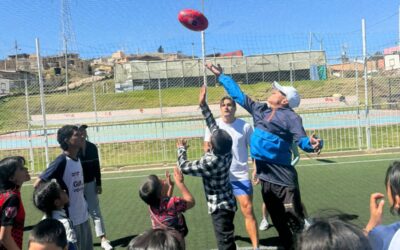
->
[61, 0, 77, 95]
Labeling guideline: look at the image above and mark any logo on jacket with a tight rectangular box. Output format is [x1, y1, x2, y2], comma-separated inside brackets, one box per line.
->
[5, 206, 17, 218]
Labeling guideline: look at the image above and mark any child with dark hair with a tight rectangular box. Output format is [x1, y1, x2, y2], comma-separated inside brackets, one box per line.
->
[33, 180, 77, 250]
[34, 125, 93, 250]
[365, 161, 400, 250]
[139, 167, 195, 239]
[177, 85, 237, 250]
[28, 218, 68, 250]
[0, 156, 30, 250]
[296, 216, 371, 250]
[127, 228, 185, 250]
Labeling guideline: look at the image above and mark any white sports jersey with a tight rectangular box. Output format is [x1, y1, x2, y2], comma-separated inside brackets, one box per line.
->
[40, 154, 89, 226]
[205, 118, 253, 181]
[62, 157, 88, 226]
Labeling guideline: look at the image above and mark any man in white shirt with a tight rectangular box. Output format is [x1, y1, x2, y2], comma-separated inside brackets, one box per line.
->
[204, 96, 259, 249]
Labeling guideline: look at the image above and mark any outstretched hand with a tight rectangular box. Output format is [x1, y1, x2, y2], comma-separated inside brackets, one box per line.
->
[365, 192, 385, 234]
[199, 84, 207, 105]
[166, 170, 173, 186]
[310, 133, 322, 155]
[205, 63, 223, 77]
[173, 166, 184, 184]
[176, 138, 188, 149]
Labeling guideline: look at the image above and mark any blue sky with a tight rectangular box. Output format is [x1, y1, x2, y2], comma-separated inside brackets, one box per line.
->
[0, 0, 399, 60]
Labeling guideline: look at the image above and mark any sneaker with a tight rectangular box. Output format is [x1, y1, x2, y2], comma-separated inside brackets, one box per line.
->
[259, 218, 270, 231]
[101, 240, 113, 250]
[304, 218, 312, 230]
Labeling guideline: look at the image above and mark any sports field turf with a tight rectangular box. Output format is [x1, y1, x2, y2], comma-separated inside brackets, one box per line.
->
[21, 152, 400, 249]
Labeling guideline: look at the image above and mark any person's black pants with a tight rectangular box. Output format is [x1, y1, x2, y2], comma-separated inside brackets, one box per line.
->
[210, 209, 236, 250]
[260, 181, 305, 250]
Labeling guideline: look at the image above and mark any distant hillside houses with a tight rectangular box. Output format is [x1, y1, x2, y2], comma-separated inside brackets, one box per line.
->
[0, 70, 36, 96]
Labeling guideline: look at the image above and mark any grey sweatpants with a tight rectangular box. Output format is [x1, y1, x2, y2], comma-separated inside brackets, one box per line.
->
[84, 180, 106, 237]
[74, 220, 93, 250]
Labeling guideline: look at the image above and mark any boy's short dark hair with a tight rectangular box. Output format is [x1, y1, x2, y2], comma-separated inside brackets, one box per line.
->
[33, 180, 62, 216]
[128, 228, 184, 250]
[296, 217, 371, 250]
[0, 156, 26, 192]
[28, 218, 67, 249]
[210, 129, 233, 155]
[57, 125, 78, 150]
[139, 175, 162, 207]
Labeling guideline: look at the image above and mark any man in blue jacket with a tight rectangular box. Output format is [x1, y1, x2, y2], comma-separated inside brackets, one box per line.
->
[206, 63, 323, 249]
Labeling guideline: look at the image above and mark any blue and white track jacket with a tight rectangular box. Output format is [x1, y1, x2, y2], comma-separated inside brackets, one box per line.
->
[218, 74, 315, 166]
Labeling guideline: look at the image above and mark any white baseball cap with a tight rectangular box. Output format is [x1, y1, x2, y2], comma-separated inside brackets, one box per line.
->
[272, 81, 301, 108]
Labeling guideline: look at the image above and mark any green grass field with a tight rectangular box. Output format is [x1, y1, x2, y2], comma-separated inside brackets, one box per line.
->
[20, 152, 400, 249]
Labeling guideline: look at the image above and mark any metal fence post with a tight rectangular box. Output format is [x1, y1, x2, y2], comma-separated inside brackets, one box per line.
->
[362, 19, 372, 150]
[35, 38, 49, 168]
[181, 60, 185, 87]
[165, 60, 169, 88]
[146, 61, 151, 89]
[354, 58, 362, 150]
[158, 78, 166, 162]
[92, 81, 99, 132]
[24, 73, 34, 171]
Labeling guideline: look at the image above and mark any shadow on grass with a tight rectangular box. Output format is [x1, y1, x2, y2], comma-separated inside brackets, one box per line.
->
[235, 229, 283, 248]
[93, 235, 137, 249]
[259, 236, 282, 248]
[315, 159, 337, 163]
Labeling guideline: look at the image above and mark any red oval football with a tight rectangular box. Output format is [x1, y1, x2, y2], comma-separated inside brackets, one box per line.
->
[178, 9, 208, 32]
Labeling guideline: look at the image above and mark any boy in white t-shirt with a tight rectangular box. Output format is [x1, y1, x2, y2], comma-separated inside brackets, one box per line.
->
[34, 125, 93, 250]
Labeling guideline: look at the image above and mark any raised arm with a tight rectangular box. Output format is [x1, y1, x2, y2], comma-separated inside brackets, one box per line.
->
[199, 84, 218, 133]
[177, 139, 211, 177]
[205, 63, 264, 114]
[165, 170, 174, 197]
[173, 166, 195, 209]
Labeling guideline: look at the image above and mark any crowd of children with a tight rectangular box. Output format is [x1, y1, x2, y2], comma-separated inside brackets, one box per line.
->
[0, 63, 399, 250]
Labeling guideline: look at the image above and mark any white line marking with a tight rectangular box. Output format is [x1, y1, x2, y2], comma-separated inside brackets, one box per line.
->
[23, 155, 399, 188]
